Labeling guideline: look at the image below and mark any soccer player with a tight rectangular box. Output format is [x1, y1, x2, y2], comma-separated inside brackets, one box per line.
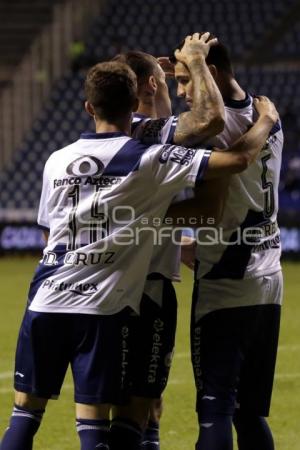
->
[113, 32, 227, 450]
[168, 36, 284, 450]
[0, 61, 278, 450]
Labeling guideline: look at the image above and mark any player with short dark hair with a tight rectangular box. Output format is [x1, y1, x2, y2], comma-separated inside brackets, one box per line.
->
[169, 33, 233, 74]
[113, 34, 227, 450]
[117, 33, 226, 149]
[113, 49, 173, 120]
[114, 33, 281, 450]
[0, 56, 278, 450]
[85, 61, 138, 120]
[166, 34, 284, 450]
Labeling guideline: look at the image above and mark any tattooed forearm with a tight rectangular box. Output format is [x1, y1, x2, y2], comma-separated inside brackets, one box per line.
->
[174, 57, 225, 147]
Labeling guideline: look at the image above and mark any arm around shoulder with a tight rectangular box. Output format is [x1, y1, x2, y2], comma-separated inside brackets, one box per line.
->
[204, 97, 279, 179]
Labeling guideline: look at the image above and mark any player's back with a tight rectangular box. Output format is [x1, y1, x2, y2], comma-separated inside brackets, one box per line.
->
[196, 94, 283, 281]
[32, 132, 156, 316]
[30, 131, 208, 316]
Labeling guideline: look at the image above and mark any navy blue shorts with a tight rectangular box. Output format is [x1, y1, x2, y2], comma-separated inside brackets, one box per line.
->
[128, 275, 177, 398]
[14, 308, 133, 404]
[190, 302, 281, 418]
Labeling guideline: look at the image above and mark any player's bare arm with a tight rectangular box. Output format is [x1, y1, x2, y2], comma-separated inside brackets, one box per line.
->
[173, 33, 225, 146]
[205, 96, 279, 178]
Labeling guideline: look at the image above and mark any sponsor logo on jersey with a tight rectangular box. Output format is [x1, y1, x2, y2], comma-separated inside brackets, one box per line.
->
[253, 234, 281, 251]
[66, 155, 104, 177]
[42, 279, 98, 296]
[54, 177, 81, 187]
[159, 146, 196, 166]
[242, 221, 279, 244]
[261, 221, 278, 237]
[158, 145, 173, 163]
[53, 175, 122, 188]
[85, 176, 122, 188]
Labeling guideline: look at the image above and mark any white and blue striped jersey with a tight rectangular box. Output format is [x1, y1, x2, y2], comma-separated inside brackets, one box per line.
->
[132, 113, 182, 281]
[30, 132, 210, 315]
[131, 114, 178, 146]
[196, 94, 283, 282]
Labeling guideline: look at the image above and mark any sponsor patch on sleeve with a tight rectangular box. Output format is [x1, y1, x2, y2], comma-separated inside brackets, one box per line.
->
[159, 145, 196, 165]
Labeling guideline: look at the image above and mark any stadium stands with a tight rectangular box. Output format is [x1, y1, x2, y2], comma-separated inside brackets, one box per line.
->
[274, 21, 300, 58]
[84, 0, 299, 60]
[0, 0, 63, 86]
[0, 0, 299, 220]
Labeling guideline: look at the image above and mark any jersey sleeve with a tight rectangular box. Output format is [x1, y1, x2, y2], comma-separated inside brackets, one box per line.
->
[172, 187, 195, 203]
[144, 144, 211, 194]
[37, 161, 51, 229]
[132, 116, 178, 144]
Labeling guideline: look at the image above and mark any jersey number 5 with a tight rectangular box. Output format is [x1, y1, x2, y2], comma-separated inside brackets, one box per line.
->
[261, 154, 275, 219]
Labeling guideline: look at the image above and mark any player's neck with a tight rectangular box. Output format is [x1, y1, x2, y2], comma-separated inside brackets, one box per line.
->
[94, 118, 131, 135]
[220, 77, 246, 102]
[136, 102, 157, 119]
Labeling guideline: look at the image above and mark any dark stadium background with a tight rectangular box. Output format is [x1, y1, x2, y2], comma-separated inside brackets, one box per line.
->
[0, 3, 300, 449]
[0, 0, 299, 254]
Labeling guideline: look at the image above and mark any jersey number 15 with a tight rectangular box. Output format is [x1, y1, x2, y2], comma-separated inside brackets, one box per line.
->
[67, 185, 109, 250]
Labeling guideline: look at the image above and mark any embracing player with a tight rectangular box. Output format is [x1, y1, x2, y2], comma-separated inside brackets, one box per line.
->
[113, 32, 226, 449]
[168, 35, 284, 450]
[114, 32, 282, 450]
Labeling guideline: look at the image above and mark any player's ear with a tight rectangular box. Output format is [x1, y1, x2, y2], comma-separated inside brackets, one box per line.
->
[148, 75, 158, 96]
[85, 101, 95, 117]
[208, 64, 218, 80]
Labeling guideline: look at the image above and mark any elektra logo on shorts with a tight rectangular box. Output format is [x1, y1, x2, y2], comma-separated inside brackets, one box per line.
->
[42, 279, 98, 297]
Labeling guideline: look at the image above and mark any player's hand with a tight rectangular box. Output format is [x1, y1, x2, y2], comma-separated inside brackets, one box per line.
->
[157, 57, 175, 77]
[253, 96, 279, 125]
[181, 236, 196, 270]
[174, 32, 218, 65]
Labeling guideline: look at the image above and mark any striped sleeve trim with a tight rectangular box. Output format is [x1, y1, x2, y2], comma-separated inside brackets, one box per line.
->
[195, 150, 211, 185]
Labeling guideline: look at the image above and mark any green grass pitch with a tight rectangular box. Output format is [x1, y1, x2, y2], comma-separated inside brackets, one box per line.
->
[0, 256, 299, 449]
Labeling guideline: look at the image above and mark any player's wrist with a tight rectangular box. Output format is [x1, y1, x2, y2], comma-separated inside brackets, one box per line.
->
[257, 114, 277, 127]
[185, 54, 206, 66]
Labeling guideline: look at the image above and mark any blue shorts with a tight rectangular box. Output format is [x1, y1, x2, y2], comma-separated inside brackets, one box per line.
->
[128, 275, 177, 398]
[14, 308, 133, 404]
[190, 301, 281, 418]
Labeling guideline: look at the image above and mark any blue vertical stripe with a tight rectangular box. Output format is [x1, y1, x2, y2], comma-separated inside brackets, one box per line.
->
[203, 210, 269, 280]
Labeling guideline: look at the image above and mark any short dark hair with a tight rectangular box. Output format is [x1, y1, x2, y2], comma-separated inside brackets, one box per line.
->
[84, 61, 137, 121]
[112, 51, 159, 87]
[170, 33, 233, 75]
